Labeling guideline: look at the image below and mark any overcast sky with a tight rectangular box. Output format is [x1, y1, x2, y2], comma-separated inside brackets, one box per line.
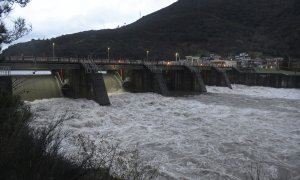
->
[4, 0, 177, 48]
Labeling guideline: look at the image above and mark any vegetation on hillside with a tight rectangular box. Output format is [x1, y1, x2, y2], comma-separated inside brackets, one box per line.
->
[2, 0, 300, 60]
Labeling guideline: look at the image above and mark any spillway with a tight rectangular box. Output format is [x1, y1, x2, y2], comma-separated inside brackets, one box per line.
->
[11, 71, 124, 101]
[12, 75, 63, 101]
[103, 72, 124, 95]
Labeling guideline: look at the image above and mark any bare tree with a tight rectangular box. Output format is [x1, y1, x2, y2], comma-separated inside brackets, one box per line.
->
[0, 0, 32, 50]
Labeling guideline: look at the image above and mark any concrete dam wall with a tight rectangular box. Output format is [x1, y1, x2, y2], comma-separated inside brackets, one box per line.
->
[226, 71, 300, 88]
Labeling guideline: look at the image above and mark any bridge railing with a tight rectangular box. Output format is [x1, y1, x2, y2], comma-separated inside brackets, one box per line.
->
[2, 56, 236, 70]
[4, 56, 83, 63]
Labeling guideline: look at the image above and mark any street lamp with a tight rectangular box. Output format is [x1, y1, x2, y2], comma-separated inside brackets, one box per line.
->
[175, 52, 179, 62]
[107, 47, 110, 63]
[146, 50, 149, 63]
[52, 42, 55, 61]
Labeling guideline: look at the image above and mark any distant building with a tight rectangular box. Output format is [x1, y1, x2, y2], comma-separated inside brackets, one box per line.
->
[253, 58, 265, 68]
[186, 56, 200, 63]
[235, 52, 251, 67]
[210, 60, 237, 67]
[209, 54, 222, 60]
[225, 60, 237, 67]
[265, 57, 284, 69]
[200, 53, 222, 61]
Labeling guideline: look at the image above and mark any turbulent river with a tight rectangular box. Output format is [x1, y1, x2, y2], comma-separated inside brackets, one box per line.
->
[28, 85, 300, 180]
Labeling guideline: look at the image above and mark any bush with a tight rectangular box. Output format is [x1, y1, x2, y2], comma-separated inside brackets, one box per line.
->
[0, 90, 119, 180]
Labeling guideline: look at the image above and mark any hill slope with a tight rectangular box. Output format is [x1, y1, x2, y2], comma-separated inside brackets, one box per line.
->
[2, 0, 300, 59]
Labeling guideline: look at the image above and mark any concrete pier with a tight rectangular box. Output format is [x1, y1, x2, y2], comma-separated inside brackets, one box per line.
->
[211, 66, 232, 89]
[184, 65, 207, 93]
[63, 68, 110, 106]
[144, 64, 169, 96]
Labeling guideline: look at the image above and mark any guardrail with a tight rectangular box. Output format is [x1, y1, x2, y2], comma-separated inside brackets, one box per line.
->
[4, 56, 82, 63]
[1, 56, 236, 69]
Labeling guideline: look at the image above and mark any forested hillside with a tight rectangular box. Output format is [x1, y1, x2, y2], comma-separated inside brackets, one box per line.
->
[2, 0, 300, 59]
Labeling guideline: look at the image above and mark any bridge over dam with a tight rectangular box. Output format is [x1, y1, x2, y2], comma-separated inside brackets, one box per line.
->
[1, 56, 299, 105]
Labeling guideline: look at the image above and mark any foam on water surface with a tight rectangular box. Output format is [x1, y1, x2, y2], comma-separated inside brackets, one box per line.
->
[28, 85, 300, 179]
[207, 84, 300, 100]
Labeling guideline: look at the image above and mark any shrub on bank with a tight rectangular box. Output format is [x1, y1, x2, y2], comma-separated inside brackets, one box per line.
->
[0, 90, 119, 180]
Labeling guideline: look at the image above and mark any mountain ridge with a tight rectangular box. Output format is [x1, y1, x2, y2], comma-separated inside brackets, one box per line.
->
[2, 0, 300, 59]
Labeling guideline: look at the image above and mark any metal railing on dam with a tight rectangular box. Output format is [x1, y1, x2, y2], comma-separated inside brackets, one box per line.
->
[1, 56, 234, 71]
[1, 56, 231, 67]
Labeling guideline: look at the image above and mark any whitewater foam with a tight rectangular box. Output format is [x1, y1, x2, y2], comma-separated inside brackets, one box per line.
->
[28, 85, 300, 179]
[207, 84, 300, 100]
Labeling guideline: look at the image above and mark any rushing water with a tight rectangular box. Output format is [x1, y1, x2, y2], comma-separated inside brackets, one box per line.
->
[28, 85, 300, 180]
[103, 72, 124, 94]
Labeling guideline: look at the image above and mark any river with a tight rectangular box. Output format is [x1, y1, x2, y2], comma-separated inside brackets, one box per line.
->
[28, 85, 300, 180]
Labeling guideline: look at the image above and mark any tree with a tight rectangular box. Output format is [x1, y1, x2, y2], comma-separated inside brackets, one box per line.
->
[0, 0, 31, 50]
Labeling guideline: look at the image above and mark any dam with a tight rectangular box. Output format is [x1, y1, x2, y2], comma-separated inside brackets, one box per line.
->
[1, 56, 299, 104]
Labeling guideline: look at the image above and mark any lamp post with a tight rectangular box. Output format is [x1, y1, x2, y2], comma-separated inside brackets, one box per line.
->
[107, 47, 110, 63]
[175, 52, 179, 62]
[52, 42, 55, 61]
[146, 50, 149, 63]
